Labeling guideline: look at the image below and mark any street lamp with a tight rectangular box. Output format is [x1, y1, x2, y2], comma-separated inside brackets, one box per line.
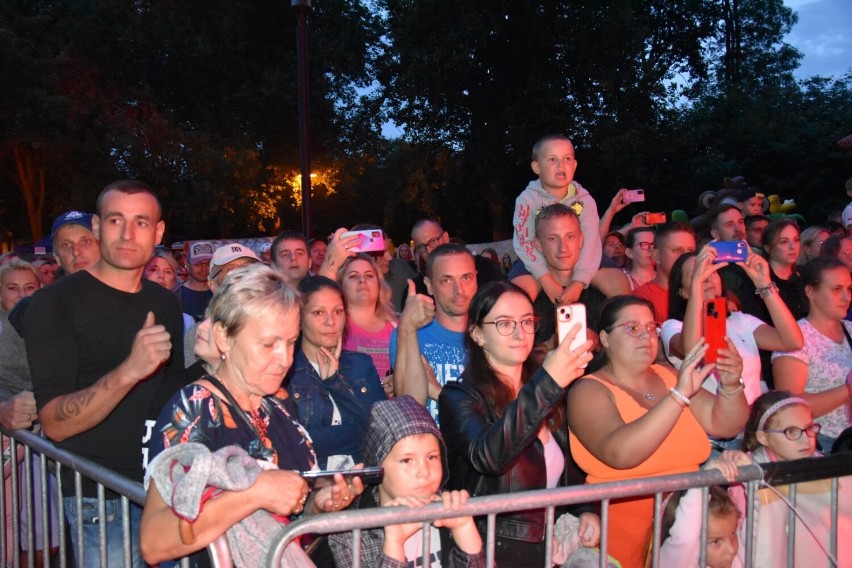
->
[292, 0, 312, 237]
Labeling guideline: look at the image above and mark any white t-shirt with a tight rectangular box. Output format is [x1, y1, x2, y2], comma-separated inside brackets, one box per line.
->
[772, 318, 852, 439]
[403, 525, 443, 568]
[662, 311, 765, 404]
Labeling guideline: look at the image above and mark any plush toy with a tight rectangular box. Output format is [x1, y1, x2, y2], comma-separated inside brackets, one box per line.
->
[768, 194, 796, 215]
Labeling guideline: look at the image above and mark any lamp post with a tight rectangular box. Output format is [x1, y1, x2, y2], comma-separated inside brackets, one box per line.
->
[292, 0, 312, 237]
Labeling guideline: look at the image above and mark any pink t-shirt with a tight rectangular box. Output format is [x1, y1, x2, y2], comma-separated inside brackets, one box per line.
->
[343, 321, 395, 378]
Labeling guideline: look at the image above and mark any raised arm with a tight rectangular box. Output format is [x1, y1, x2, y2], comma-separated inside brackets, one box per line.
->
[568, 341, 717, 469]
[599, 188, 629, 241]
[737, 252, 803, 351]
[391, 280, 438, 404]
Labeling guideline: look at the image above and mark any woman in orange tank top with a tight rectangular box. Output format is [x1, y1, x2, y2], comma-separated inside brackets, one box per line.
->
[567, 295, 749, 568]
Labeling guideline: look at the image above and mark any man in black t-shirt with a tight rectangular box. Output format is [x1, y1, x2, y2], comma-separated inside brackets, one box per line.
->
[26, 180, 185, 567]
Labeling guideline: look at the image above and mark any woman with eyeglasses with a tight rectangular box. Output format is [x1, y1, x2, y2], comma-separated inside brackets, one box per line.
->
[566, 295, 748, 568]
[438, 281, 601, 567]
[623, 227, 656, 289]
[772, 256, 852, 447]
[662, 247, 802, 404]
[740, 391, 852, 566]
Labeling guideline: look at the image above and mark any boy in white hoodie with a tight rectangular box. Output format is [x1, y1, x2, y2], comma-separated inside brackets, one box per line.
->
[513, 135, 601, 305]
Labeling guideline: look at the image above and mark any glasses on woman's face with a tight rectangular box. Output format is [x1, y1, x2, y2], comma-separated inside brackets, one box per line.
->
[608, 320, 661, 338]
[762, 422, 821, 441]
[481, 317, 541, 336]
[633, 242, 654, 251]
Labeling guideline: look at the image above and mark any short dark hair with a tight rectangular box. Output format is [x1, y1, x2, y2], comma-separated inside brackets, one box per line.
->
[709, 204, 742, 232]
[95, 180, 160, 219]
[744, 214, 770, 228]
[534, 203, 580, 238]
[271, 230, 309, 259]
[587, 295, 655, 373]
[801, 255, 847, 288]
[425, 243, 474, 279]
[297, 274, 342, 303]
[625, 227, 653, 248]
[653, 222, 695, 248]
[531, 134, 572, 162]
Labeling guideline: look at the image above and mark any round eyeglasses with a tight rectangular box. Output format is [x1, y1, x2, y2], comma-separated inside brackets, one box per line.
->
[481, 317, 541, 336]
[762, 423, 821, 441]
[633, 242, 654, 251]
[608, 321, 661, 338]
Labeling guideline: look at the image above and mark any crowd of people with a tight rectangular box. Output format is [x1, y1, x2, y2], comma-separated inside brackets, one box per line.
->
[0, 135, 850, 567]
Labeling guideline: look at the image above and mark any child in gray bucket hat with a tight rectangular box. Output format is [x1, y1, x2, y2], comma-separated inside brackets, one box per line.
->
[329, 395, 484, 567]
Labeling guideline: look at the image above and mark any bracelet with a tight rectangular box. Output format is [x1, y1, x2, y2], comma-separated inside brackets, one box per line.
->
[669, 387, 691, 407]
[754, 282, 778, 298]
[719, 377, 745, 398]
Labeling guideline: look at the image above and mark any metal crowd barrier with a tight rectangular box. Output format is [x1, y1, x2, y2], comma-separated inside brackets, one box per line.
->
[3, 423, 850, 568]
[267, 452, 852, 568]
[0, 427, 197, 568]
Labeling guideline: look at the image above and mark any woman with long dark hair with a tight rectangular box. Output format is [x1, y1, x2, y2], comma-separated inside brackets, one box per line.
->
[439, 281, 600, 567]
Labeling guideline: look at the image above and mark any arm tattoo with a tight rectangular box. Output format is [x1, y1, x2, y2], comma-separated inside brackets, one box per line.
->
[54, 390, 97, 422]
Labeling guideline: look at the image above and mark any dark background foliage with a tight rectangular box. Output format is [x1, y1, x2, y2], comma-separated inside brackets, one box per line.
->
[1, 0, 850, 247]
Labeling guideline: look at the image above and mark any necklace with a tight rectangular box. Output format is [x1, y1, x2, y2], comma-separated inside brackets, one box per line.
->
[604, 368, 657, 401]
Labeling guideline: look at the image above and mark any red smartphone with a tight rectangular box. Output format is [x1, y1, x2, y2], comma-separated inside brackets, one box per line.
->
[703, 297, 726, 364]
[643, 212, 666, 225]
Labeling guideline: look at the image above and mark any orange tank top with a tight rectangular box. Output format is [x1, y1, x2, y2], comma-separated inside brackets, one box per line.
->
[569, 364, 711, 484]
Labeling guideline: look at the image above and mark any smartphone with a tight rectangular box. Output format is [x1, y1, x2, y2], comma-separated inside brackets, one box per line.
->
[712, 240, 748, 263]
[556, 303, 588, 359]
[703, 297, 726, 365]
[301, 466, 384, 489]
[341, 230, 385, 253]
[643, 212, 666, 225]
[623, 189, 645, 203]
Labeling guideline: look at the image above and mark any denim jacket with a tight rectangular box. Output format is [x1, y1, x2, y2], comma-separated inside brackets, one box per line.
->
[286, 348, 386, 469]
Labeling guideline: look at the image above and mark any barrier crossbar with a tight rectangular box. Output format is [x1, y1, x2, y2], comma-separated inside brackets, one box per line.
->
[267, 452, 852, 568]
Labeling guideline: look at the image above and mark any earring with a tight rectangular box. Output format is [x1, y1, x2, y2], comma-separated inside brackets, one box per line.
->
[221, 353, 226, 361]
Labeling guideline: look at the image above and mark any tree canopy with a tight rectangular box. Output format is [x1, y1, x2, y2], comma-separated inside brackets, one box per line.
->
[1, 0, 849, 245]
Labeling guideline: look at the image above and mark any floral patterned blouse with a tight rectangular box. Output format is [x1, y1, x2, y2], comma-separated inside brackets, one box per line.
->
[149, 380, 317, 472]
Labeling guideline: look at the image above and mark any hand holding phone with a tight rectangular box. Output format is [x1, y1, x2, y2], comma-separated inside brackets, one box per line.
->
[623, 189, 645, 203]
[557, 304, 588, 354]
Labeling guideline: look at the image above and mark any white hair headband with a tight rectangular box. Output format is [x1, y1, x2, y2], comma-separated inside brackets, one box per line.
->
[757, 396, 809, 432]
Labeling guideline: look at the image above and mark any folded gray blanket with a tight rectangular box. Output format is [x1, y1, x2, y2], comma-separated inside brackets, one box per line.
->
[147, 442, 314, 567]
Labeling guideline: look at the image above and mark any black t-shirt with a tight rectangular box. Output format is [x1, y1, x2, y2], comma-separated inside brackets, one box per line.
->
[25, 271, 186, 496]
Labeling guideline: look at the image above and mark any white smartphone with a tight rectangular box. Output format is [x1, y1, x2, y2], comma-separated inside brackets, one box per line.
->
[556, 303, 588, 354]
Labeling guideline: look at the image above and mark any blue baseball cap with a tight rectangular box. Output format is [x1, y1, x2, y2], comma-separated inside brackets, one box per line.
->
[50, 211, 94, 240]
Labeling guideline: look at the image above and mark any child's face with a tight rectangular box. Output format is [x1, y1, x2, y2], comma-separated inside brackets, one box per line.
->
[531, 139, 577, 194]
[706, 510, 739, 568]
[757, 404, 818, 461]
[378, 433, 443, 504]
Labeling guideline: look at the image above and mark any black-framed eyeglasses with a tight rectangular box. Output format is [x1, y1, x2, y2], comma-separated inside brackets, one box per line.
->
[481, 317, 541, 336]
[762, 423, 821, 441]
[634, 242, 654, 251]
[413, 231, 446, 255]
[608, 320, 661, 338]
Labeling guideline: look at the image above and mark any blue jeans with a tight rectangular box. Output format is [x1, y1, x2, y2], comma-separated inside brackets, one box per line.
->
[63, 496, 143, 567]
